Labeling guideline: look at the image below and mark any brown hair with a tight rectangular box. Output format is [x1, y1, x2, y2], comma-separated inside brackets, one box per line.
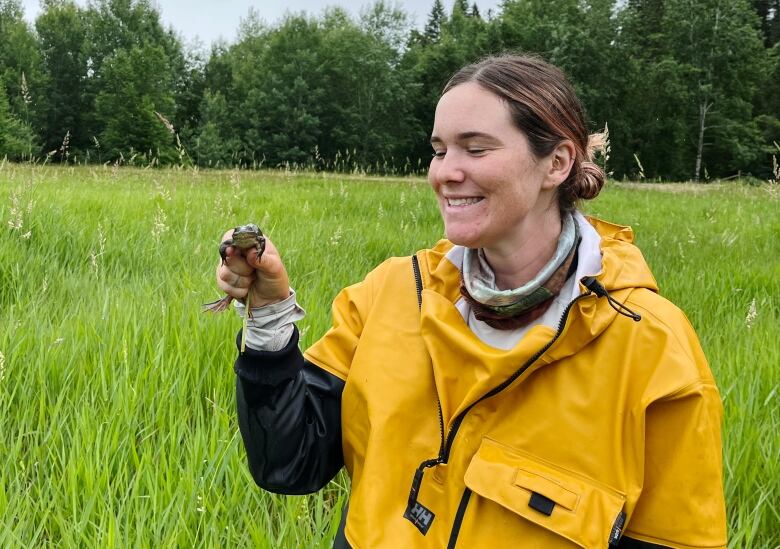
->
[442, 54, 606, 211]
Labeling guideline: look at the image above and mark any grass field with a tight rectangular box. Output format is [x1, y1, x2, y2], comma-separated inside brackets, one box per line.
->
[0, 164, 778, 547]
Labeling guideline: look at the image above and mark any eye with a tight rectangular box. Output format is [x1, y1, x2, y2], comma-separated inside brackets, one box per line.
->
[467, 148, 487, 156]
[432, 150, 446, 159]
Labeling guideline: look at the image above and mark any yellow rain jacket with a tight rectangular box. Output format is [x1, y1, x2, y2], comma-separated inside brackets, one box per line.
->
[304, 218, 727, 549]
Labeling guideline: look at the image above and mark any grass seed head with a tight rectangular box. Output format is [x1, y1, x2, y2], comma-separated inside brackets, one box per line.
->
[745, 298, 757, 329]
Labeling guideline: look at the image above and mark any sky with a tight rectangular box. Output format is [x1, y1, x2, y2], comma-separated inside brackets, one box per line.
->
[19, 0, 502, 46]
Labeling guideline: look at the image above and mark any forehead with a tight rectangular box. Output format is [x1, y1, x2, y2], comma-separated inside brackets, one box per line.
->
[432, 82, 514, 136]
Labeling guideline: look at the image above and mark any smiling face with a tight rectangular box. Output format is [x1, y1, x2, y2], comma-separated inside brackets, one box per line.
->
[428, 82, 563, 255]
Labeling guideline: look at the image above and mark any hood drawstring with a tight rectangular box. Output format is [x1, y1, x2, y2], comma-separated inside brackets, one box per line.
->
[581, 276, 642, 322]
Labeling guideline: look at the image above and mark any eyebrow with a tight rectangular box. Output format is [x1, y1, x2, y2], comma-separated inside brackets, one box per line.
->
[430, 131, 498, 144]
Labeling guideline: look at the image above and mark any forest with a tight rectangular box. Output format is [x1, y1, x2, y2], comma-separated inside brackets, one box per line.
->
[0, 0, 778, 181]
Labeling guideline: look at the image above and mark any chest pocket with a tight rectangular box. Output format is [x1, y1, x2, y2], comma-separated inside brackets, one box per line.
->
[464, 438, 626, 548]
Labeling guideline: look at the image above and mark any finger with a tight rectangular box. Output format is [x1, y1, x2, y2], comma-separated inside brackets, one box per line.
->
[218, 266, 254, 288]
[217, 280, 247, 299]
[221, 249, 255, 276]
[216, 266, 250, 299]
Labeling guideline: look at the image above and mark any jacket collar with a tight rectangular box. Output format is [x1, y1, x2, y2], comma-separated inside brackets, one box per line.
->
[416, 215, 658, 374]
[420, 215, 657, 298]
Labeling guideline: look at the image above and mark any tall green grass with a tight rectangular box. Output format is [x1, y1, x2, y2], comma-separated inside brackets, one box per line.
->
[0, 165, 777, 547]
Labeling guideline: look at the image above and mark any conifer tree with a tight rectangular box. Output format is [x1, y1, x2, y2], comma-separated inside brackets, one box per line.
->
[424, 0, 445, 43]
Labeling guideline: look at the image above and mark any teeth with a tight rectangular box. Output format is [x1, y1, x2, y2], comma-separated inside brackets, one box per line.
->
[448, 197, 482, 206]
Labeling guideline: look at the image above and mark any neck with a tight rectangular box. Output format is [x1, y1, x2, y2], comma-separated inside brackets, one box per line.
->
[482, 208, 564, 290]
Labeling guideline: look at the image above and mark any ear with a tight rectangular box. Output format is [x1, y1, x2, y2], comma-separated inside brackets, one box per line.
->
[543, 140, 575, 190]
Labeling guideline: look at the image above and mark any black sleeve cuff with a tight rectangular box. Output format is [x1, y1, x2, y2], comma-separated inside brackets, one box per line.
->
[234, 326, 304, 387]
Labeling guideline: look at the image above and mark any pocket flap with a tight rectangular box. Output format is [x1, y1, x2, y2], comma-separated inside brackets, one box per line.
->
[514, 467, 579, 511]
[464, 438, 626, 549]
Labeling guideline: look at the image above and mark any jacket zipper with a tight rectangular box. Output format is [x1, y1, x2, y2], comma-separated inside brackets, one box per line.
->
[443, 279, 640, 547]
[408, 254, 598, 542]
[439, 292, 593, 547]
[413, 255, 446, 459]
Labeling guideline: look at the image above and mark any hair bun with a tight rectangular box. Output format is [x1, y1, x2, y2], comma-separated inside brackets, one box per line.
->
[576, 161, 605, 200]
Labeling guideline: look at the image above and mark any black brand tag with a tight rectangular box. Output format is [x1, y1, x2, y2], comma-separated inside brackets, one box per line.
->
[608, 511, 627, 546]
[403, 500, 435, 535]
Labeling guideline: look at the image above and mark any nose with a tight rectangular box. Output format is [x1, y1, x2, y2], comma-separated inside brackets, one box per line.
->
[428, 150, 466, 187]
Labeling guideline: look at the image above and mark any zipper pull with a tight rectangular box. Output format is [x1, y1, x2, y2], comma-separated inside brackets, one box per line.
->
[404, 465, 437, 534]
[581, 277, 642, 322]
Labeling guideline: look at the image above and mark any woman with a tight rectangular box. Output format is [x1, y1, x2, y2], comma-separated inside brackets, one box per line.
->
[216, 55, 727, 548]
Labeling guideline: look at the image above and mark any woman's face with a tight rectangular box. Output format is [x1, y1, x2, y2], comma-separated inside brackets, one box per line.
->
[428, 82, 561, 252]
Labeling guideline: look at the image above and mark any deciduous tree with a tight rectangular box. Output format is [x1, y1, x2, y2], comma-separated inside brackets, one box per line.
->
[35, 0, 88, 158]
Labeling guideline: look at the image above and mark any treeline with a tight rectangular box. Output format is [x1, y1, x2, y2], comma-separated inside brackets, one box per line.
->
[0, 0, 778, 180]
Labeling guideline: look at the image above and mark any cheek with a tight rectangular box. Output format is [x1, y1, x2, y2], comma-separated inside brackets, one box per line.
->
[428, 166, 443, 199]
[427, 161, 439, 187]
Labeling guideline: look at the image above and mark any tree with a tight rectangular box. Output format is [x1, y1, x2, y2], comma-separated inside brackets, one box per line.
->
[497, 0, 623, 170]
[662, 0, 767, 180]
[318, 4, 417, 170]
[83, 0, 183, 152]
[169, 40, 207, 153]
[194, 90, 241, 167]
[0, 82, 34, 159]
[359, 0, 410, 53]
[83, 0, 180, 77]
[229, 15, 326, 167]
[94, 44, 176, 162]
[423, 0, 446, 44]
[751, 0, 780, 46]
[35, 0, 89, 159]
[0, 0, 41, 146]
[453, 0, 470, 16]
[401, 0, 495, 165]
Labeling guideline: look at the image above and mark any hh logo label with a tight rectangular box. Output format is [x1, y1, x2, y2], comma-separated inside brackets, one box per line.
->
[404, 501, 435, 535]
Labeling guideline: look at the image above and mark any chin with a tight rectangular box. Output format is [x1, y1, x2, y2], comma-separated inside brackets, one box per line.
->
[445, 229, 482, 249]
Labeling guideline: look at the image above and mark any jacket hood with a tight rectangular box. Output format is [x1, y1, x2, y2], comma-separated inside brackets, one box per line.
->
[585, 216, 658, 294]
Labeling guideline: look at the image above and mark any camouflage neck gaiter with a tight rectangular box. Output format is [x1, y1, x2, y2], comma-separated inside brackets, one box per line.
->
[460, 212, 580, 330]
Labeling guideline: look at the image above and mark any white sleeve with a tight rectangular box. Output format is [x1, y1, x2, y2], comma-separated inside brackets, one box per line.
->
[234, 289, 306, 352]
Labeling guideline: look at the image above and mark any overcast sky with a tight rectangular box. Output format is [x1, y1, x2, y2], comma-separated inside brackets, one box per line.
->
[19, 0, 502, 46]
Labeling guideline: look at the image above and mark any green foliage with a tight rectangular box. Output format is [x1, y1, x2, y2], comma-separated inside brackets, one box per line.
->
[1, 0, 779, 179]
[752, 0, 780, 45]
[34, 0, 88, 158]
[94, 44, 176, 162]
[0, 166, 778, 545]
[423, 0, 445, 43]
[80, 0, 183, 162]
[498, 0, 622, 136]
[319, 5, 417, 167]
[194, 4, 419, 171]
[0, 83, 35, 159]
[664, 0, 767, 179]
[614, 0, 769, 180]
[0, 0, 41, 112]
[238, 15, 325, 167]
[194, 91, 241, 167]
